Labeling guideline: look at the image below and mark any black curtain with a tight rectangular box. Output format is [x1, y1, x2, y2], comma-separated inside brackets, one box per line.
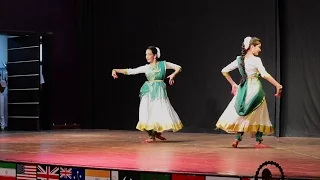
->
[2, 0, 319, 137]
[0, 0, 79, 128]
[76, 0, 94, 128]
[279, 0, 320, 137]
[77, 0, 279, 133]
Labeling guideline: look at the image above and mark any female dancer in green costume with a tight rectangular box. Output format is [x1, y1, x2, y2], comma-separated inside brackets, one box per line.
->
[216, 37, 283, 148]
[112, 46, 183, 142]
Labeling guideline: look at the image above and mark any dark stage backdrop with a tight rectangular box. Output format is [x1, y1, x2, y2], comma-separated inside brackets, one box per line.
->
[2, 0, 319, 137]
[0, 0, 79, 128]
[279, 0, 320, 137]
[77, 0, 279, 133]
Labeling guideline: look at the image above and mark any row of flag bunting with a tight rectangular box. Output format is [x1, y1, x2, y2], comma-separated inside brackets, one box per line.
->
[0, 162, 254, 180]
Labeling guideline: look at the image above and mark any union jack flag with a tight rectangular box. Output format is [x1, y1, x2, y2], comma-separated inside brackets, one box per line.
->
[37, 165, 59, 180]
[60, 167, 72, 179]
[60, 167, 84, 180]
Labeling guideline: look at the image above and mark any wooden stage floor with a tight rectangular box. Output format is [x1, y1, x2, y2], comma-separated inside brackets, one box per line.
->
[0, 130, 319, 179]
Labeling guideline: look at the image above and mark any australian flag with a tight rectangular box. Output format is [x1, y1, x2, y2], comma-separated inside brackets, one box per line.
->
[59, 167, 84, 180]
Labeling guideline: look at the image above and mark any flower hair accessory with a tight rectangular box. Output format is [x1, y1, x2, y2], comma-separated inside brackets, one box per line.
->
[243, 36, 252, 50]
[155, 47, 161, 58]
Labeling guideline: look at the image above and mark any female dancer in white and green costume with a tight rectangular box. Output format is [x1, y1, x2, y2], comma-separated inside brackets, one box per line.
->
[216, 37, 283, 148]
[112, 46, 183, 142]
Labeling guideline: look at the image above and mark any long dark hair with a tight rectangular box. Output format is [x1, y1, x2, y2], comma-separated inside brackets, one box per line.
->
[239, 37, 261, 85]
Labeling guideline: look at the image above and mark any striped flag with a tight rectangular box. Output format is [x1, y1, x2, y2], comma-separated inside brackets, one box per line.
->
[85, 169, 110, 180]
[0, 162, 16, 180]
[17, 164, 37, 180]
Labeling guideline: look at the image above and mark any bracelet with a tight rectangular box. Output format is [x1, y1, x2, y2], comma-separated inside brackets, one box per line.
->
[112, 69, 116, 73]
[277, 85, 283, 89]
[263, 73, 271, 79]
[222, 72, 230, 77]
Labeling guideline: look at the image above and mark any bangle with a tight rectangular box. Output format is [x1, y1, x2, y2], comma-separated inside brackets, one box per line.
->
[263, 73, 271, 79]
[112, 69, 116, 73]
[277, 85, 283, 89]
[222, 72, 230, 77]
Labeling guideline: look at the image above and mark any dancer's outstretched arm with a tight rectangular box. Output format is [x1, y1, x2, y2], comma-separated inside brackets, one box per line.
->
[111, 65, 148, 79]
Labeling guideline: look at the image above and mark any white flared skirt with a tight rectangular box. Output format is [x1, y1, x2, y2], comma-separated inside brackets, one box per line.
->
[216, 79, 274, 135]
[136, 95, 183, 133]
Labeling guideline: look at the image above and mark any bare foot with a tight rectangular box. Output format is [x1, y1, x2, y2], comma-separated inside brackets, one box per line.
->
[254, 142, 269, 148]
[143, 138, 156, 143]
[231, 140, 240, 148]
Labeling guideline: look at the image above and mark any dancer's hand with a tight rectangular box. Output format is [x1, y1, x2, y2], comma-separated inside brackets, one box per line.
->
[111, 69, 118, 79]
[231, 84, 238, 95]
[167, 74, 175, 85]
[275, 85, 283, 98]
